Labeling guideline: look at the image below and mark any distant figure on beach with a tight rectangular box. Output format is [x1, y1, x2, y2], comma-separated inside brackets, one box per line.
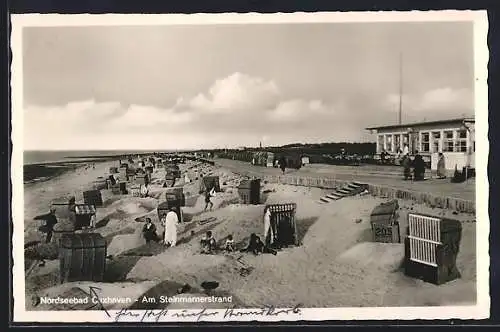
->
[33, 207, 58, 243]
[279, 156, 287, 174]
[184, 173, 191, 183]
[204, 187, 215, 211]
[263, 207, 274, 247]
[224, 234, 235, 252]
[201, 231, 217, 254]
[413, 151, 426, 181]
[164, 207, 179, 247]
[380, 150, 387, 165]
[437, 152, 447, 179]
[401, 154, 412, 180]
[108, 174, 117, 186]
[68, 196, 77, 226]
[140, 184, 149, 198]
[142, 218, 160, 243]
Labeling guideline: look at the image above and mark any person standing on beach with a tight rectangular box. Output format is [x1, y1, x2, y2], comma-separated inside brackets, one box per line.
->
[204, 187, 214, 211]
[164, 207, 179, 247]
[401, 154, 412, 180]
[68, 196, 77, 227]
[437, 152, 447, 179]
[263, 207, 274, 247]
[34, 207, 58, 243]
[279, 156, 287, 175]
[413, 151, 425, 181]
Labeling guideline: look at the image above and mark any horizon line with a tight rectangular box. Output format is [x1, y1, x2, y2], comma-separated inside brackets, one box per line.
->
[23, 142, 376, 152]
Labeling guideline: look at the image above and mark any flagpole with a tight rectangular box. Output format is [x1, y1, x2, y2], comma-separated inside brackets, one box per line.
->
[398, 52, 403, 125]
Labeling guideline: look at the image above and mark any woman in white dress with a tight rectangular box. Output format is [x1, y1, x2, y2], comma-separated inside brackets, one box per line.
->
[263, 207, 274, 247]
[163, 207, 179, 247]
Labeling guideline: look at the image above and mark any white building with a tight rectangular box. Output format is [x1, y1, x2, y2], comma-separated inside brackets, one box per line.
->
[366, 117, 475, 174]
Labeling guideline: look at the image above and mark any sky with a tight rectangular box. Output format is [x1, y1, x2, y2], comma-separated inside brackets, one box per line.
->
[22, 21, 475, 150]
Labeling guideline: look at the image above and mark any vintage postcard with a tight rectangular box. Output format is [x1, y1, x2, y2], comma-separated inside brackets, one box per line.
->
[11, 11, 490, 323]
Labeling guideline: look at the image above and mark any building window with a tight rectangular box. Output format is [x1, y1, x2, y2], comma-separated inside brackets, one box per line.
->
[444, 131, 454, 152]
[378, 135, 384, 153]
[394, 135, 401, 153]
[386, 135, 392, 153]
[420, 132, 430, 152]
[402, 134, 409, 145]
[432, 132, 441, 153]
[455, 129, 467, 152]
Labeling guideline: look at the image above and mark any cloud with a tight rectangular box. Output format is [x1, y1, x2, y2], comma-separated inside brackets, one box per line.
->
[109, 104, 194, 128]
[178, 72, 280, 114]
[268, 99, 331, 122]
[385, 87, 474, 121]
[22, 74, 474, 150]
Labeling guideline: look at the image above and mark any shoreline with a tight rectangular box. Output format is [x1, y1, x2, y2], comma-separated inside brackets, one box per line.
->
[23, 157, 123, 185]
[23, 159, 122, 243]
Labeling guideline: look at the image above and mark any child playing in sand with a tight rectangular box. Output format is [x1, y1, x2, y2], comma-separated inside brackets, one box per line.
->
[200, 231, 217, 254]
[224, 234, 235, 252]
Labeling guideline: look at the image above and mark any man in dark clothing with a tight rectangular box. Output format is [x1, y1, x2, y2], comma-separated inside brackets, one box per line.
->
[142, 218, 160, 243]
[34, 207, 58, 243]
[413, 151, 426, 181]
[401, 154, 412, 180]
[279, 157, 287, 175]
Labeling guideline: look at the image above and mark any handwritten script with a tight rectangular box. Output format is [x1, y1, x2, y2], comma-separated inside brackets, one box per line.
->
[113, 304, 303, 322]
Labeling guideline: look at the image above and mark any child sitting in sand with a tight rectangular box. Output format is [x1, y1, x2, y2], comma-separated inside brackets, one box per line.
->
[142, 218, 160, 243]
[241, 233, 277, 256]
[240, 233, 264, 255]
[200, 231, 217, 254]
[224, 234, 235, 252]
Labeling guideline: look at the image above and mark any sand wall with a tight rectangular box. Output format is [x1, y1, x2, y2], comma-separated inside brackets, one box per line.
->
[212, 161, 476, 214]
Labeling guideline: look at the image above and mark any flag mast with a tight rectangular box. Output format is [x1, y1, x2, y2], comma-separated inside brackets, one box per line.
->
[398, 52, 403, 125]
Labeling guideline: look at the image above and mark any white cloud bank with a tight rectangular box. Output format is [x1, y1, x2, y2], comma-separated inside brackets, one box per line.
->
[23, 73, 474, 150]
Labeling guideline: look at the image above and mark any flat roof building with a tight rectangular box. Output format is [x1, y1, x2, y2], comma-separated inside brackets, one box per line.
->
[366, 116, 475, 174]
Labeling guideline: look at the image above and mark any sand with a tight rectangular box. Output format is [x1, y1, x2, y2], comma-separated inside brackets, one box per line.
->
[23, 158, 477, 310]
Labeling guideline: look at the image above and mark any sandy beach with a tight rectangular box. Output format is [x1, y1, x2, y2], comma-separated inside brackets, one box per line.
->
[23, 158, 477, 310]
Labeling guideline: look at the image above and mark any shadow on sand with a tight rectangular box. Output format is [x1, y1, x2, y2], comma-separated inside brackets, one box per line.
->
[295, 217, 319, 244]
